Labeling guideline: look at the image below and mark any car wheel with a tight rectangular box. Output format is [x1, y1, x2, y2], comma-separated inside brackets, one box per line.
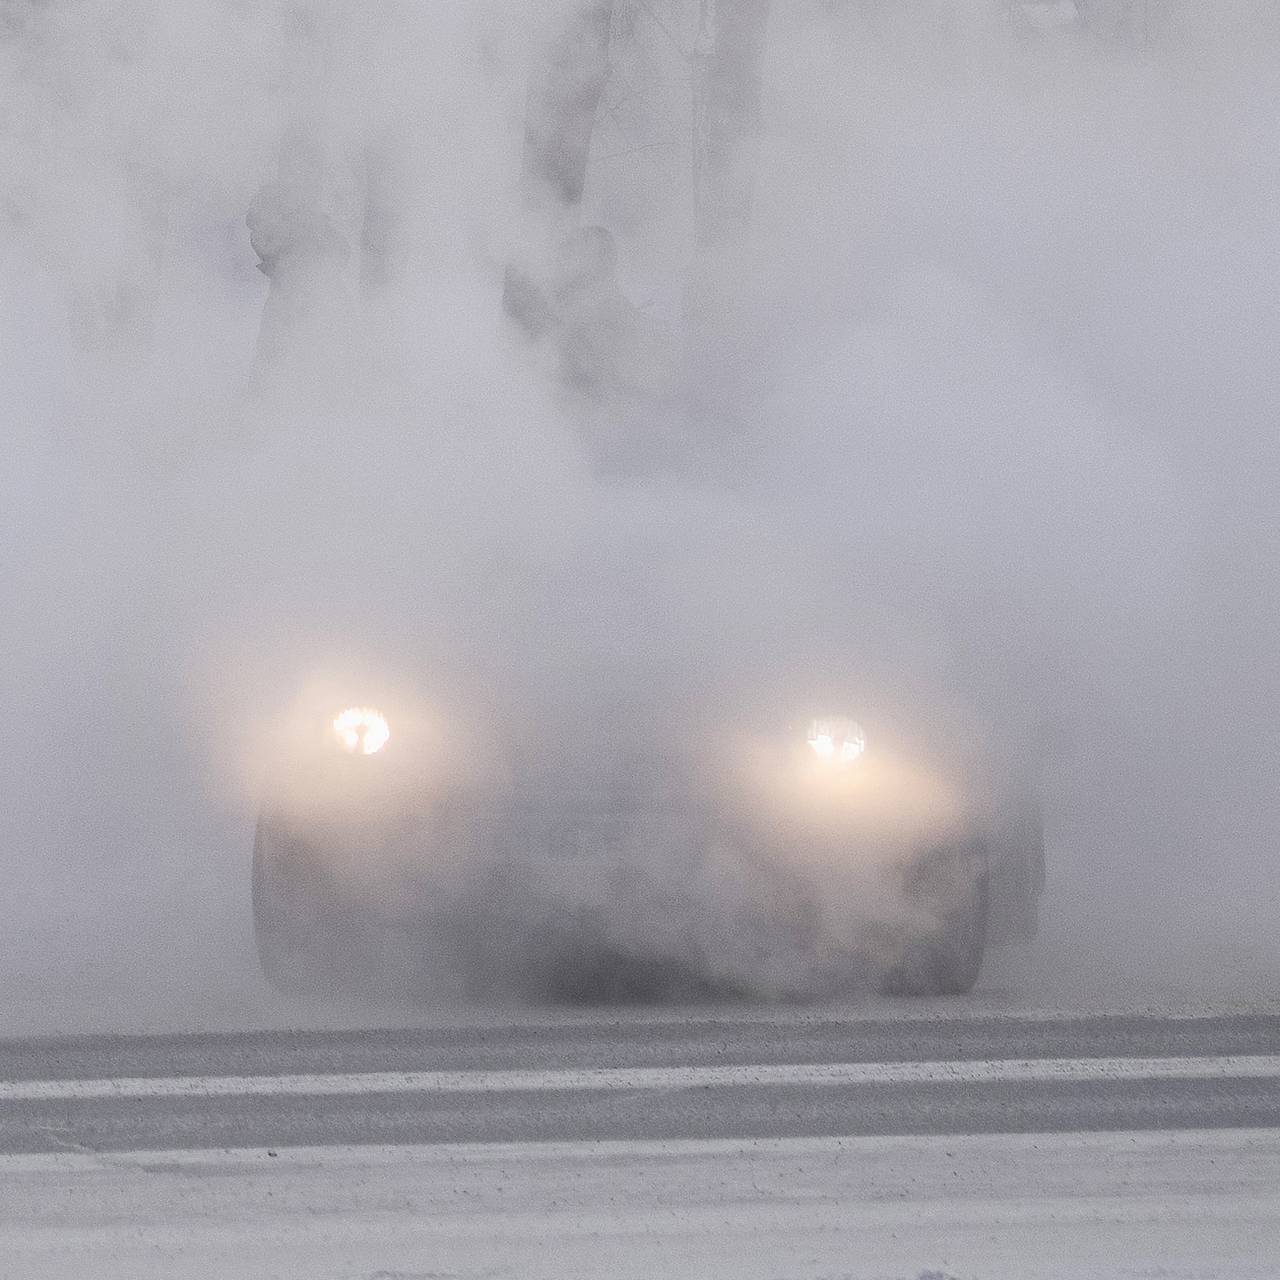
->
[880, 839, 989, 997]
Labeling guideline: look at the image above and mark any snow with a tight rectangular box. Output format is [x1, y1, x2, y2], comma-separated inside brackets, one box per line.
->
[3, 1129, 1278, 1280]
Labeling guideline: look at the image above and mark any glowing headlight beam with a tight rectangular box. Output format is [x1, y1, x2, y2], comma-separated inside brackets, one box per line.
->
[807, 716, 865, 765]
[333, 707, 390, 755]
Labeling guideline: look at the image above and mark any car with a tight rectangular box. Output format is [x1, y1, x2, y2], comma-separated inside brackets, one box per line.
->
[252, 681, 1043, 1001]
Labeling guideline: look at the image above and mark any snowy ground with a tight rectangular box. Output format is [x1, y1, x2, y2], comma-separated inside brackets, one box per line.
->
[3, 1130, 1278, 1280]
[2, 1009, 1278, 1278]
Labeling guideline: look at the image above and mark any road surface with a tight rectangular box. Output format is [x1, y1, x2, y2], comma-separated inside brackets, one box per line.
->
[2, 1008, 1278, 1278]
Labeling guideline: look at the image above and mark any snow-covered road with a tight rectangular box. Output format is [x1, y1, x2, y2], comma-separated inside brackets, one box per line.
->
[4, 1130, 1278, 1280]
[2, 1009, 1278, 1278]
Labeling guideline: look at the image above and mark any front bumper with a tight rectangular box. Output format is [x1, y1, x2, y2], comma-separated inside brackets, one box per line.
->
[261, 766, 983, 993]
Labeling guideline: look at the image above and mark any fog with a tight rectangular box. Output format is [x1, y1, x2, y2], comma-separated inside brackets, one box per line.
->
[3, 0, 1278, 1031]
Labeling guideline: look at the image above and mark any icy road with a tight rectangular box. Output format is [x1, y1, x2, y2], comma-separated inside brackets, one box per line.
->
[2, 1009, 1278, 1279]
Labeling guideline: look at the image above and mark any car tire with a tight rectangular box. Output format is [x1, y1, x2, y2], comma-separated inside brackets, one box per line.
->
[880, 840, 989, 997]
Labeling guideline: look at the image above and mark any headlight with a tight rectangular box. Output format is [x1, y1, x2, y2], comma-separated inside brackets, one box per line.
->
[806, 716, 865, 765]
[332, 706, 390, 755]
